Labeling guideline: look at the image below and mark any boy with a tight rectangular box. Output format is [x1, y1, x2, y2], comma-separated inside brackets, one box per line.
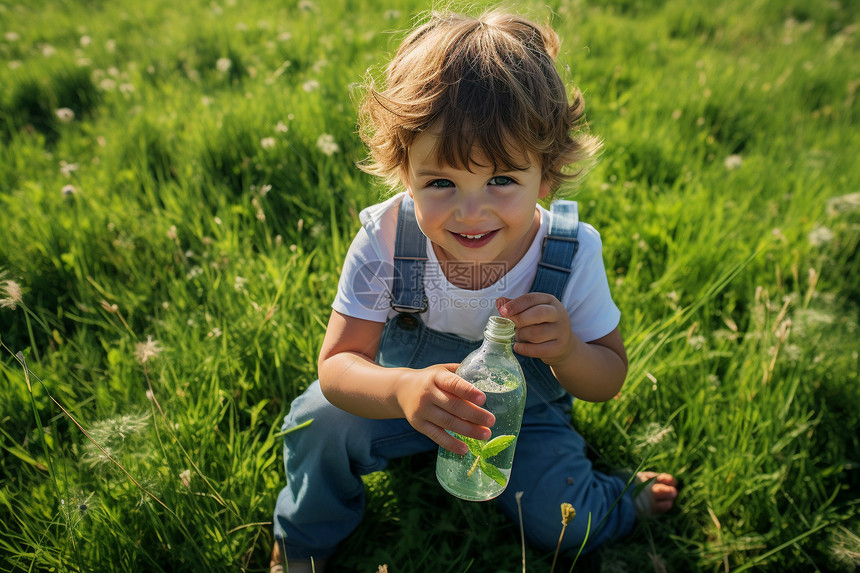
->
[271, 8, 677, 572]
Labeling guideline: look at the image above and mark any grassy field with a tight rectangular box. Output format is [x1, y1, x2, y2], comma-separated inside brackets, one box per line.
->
[1, 0, 858, 570]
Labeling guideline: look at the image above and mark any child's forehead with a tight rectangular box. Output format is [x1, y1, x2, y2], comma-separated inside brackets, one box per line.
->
[409, 129, 535, 172]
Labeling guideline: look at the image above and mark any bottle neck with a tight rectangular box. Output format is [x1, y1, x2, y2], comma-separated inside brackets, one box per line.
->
[482, 316, 515, 351]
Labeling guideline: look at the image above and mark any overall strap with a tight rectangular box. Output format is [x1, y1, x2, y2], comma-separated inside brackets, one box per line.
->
[529, 200, 580, 298]
[391, 195, 428, 313]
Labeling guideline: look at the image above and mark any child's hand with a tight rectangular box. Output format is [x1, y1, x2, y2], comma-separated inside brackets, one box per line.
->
[496, 294, 575, 366]
[396, 364, 495, 455]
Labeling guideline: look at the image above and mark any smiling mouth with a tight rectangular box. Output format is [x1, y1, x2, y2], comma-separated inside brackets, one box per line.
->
[451, 229, 498, 247]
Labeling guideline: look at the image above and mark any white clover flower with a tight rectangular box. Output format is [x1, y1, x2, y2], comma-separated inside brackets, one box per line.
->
[808, 226, 834, 247]
[179, 469, 192, 488]
[724, 154, 743, 171]
[316, 133, 339, 156]
[62, 184, 77, 196]
[4, 32, 20, 42]
[826, 192, 860, 216]
[60, 161, 79, 176]
[216, 57, 232, 73]
[302, 79, 319, 92]
[134, 335, 163, 365]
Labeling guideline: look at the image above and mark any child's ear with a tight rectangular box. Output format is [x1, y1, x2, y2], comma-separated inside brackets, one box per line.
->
[538, 180, 551, 199]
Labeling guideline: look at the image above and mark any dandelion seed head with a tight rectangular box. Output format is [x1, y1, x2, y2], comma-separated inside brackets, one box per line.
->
[260, 136, 276, 150]
[134, 335, 163, 365]
[55, 107, 75, 122]
[62, 184, 77, 196]
[216, 57, 232, 73]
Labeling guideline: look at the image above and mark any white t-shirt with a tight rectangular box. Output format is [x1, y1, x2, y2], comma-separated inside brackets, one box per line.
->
[332, 192, 620, 343]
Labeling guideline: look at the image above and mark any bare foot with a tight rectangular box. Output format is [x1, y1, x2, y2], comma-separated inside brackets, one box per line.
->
[634, 471, 679, 517]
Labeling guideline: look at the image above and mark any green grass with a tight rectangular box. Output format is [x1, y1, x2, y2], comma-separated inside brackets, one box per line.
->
[1, 0, 858, 570]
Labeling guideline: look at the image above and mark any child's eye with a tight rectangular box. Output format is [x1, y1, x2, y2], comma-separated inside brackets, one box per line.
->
[488, 176, 515, 186]
[428, 179, 455, 188]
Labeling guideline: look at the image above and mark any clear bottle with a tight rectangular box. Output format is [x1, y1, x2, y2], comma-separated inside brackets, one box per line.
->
[435, 316, 527, 501]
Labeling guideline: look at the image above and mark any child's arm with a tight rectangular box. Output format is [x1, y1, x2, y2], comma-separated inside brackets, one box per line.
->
[497, 294, 628, 402]
[316, 310, 495, 454]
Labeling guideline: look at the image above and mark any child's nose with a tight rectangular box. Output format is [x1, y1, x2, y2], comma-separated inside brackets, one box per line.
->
[455, 196, 487, 223]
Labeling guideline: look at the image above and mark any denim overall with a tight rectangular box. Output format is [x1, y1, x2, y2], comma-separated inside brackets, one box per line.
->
[273, 197, 636, 559]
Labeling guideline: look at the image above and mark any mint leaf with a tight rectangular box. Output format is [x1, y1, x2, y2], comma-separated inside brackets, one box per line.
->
[461, 436, 484, 457]
[479, 459, 507, 486]
[480, 435, 516, 458]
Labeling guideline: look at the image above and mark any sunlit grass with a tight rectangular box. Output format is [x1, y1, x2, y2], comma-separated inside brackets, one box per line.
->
[1, 0, 858, 571]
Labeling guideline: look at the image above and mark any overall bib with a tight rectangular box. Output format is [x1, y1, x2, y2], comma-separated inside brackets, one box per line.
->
[273, 198, 636, 559]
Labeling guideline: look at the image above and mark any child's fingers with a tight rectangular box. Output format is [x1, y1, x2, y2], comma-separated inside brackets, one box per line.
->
[437, 367, 488, 407]
[436, 377, 495, 426]
[497, 293, 562, 325]
[423, 422, 470, 455]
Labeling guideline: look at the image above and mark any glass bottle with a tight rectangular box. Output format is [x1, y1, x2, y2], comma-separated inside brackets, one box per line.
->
[435, 316, 527, 501]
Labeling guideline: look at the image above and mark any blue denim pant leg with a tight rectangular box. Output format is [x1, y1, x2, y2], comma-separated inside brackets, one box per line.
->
[273, 381, 435, 559]
[495, 400, 636, 554]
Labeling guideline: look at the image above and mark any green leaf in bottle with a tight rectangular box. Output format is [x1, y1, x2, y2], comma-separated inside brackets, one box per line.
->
[464, 434, 517, 485]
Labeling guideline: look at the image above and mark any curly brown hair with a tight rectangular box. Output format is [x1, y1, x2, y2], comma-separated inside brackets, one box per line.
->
[357, 8, 602, 195]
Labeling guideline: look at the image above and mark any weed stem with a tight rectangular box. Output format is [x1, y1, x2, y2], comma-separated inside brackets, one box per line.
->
[466, 454, 481, 478]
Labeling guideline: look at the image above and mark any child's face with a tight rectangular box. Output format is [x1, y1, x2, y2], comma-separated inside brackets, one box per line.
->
[404, 131, 550, 275]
